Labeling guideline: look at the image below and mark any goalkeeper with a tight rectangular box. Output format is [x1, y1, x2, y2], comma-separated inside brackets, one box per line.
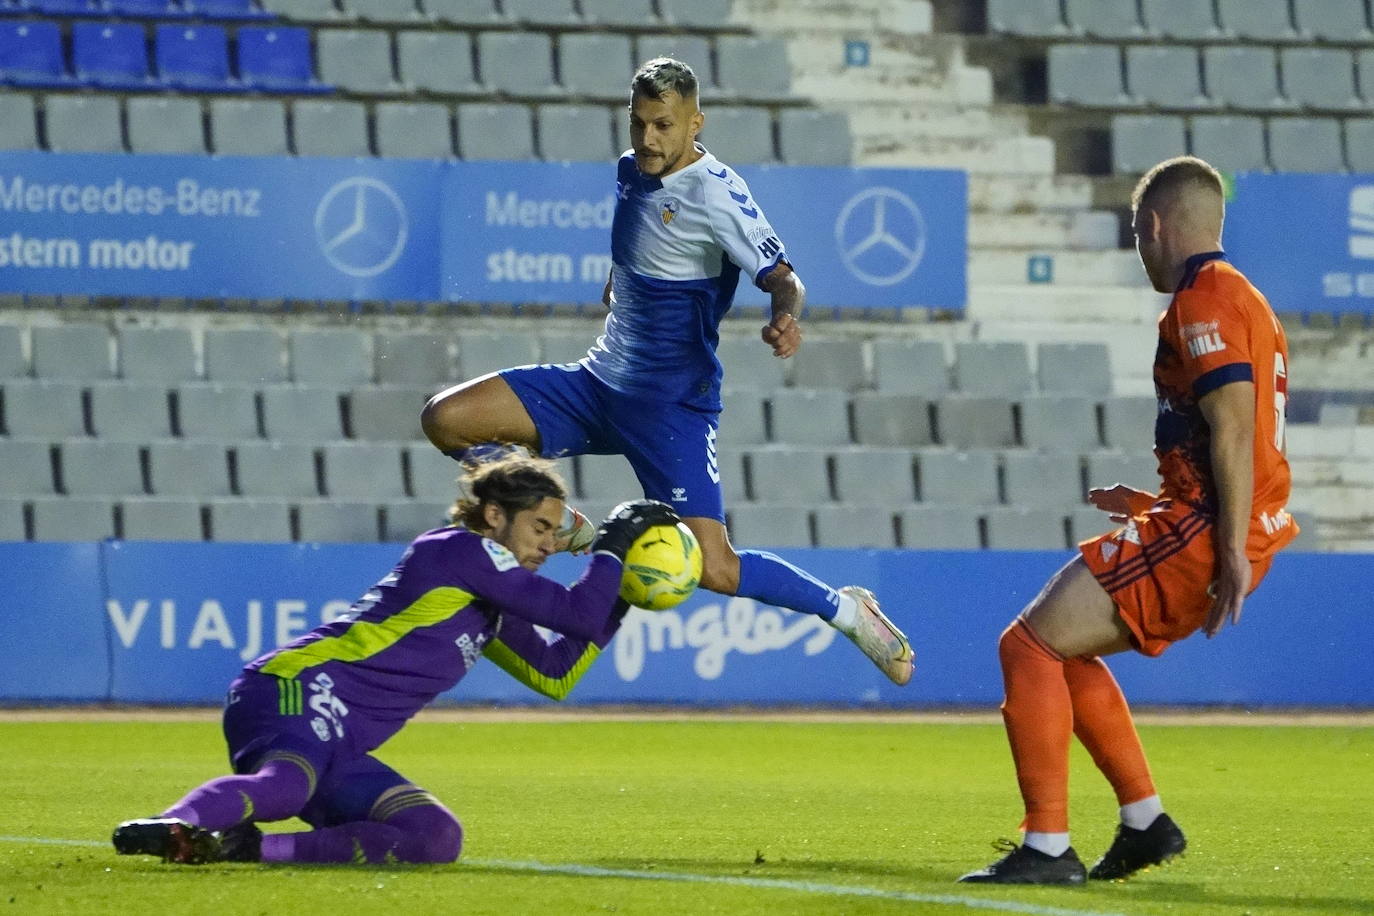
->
[112, 456, 676, 866]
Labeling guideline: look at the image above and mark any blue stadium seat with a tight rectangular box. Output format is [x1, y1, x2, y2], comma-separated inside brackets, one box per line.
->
[187, 0, 275, 19]
[72, 21, 154, 90]
[237, 25, 330, 94]
[0, 21, 72, 87]
[28, 0, 97, 14]
[108, 0, 189, 18]
[156, 24, 238, 91]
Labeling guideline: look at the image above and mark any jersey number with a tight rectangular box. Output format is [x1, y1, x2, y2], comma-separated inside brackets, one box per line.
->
[1273, 353, 1288, 452]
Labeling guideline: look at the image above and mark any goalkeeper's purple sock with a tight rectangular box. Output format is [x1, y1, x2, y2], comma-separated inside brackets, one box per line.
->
[262, 802, 462, 864]
[161, 758, 312, 830]
[735, 549, 840, 621]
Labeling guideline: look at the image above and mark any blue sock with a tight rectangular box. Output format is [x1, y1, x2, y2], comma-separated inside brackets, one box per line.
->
[444, 443, 530, 465]
[735, 550, 840, 620]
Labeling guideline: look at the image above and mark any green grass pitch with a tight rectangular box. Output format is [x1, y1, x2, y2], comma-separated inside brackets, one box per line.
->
[1, 713, 1371, 915]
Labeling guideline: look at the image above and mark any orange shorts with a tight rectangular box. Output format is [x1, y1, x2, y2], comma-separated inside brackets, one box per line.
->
[1078, 500, 1274, 657]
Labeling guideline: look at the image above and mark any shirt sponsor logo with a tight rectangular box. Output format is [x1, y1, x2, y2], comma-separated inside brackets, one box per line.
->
[307, 672, 348, 741]
[455, 631, 488, 670]
[482, 538, 519, 572]
[1185, 331, 1226, 358]
[1259, 507, 1293, 536]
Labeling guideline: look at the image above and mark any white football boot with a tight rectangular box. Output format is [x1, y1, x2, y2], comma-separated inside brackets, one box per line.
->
[837, 586, 914, 686]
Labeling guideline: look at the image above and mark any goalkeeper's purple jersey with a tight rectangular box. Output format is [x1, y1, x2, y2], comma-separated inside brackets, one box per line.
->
[245, 526, 623, 752]
[582, 145, 788, 411]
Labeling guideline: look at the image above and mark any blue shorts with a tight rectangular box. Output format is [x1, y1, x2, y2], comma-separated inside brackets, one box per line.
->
[501, 362, 725, 521]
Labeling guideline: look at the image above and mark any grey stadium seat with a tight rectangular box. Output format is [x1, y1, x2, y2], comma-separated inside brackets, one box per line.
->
[1360, 49, 1374, 104]
[120, 498, 204, 541]
[715, 337, 786, 391]
[1069, 505, 1115, 543]
[0, 439, 57, 495]
[259, 385, 346, 441]
[1346, 119, 1374, 174]
[345, 0, 423, 23]
[2, 380, 86, 438]
[406, 442, 464, 502]
[204, 328, 287, 384]
[1202, 46, 1287, 111]
[30, 497, 115, 541]
[746, 445, 831, 503]
[635, 35, 714, 92]
[715, 446, 748, 504]
[316, 29, 396, 94]
[701, 106, 774, 163]
[778, 110, 851, 167]
[1003, 450, 1084, 509]
[657, 0, 731, 29]
[1065, 0, 1143, 38]
[44, 95, 124, 153]
[117, 327, 197, 382]
[953, 341, 1031, 396]
[1141, 0, 1222, 40]
[376, 102, 454, 160]
[1018, 396, 1101, 452]
[0, 94, 38, 150]
[1037, 342, 1112, 396]
[1085, 452, 1161, 492]
[576, 454, 641, 503]
[1294, 0, 1372, 42]
[208, 499, 292, 542]
[851, 393, 933, 447]
[456, 330, 538, 379]
[503, 0, 579, 26]
[580, 0, 656, 27]
[0, 324, 23, 378]
[916, 449, 999, 505]
[298, 500, 381, 542]
[32, 324, 112, 380]
[987, 0, 1065, 36]
[59, 440, 145, 497]
[293, 101, 371, 158]
[537, 332, 595, 364]
[175, 383, 260, 440]
[259, 0, 341, 20]
[538, 105, 616, 162]
[382, 500, 450, 541]
[1112, 114, 1187, 176]
[897, 505, 981, 549]
[88, 382, 174, 441]
[1125, 46, 1208, 108]
[715, 36, 791, 101]
[397, 31, 479, 94]
[1190, 116, 1267, 173]
[347, 386, 431, 441]
[321, 441, 407, 499]
[289, 328, 371, 386]
[1280, 48, 1362, 111]
[1268, 117, 1345, 173]
[457, 103, 535, 161]
[1048, 45, 1129, 107]
[477, 33, 559, 97]
[717, 389, 767, 447]
[233, 442, 319, 498]
[727, 504, 812, 548]
[832, 448, 916, 505]
[374, 332, 452, 385]
[871, 339, 948, 396]
[789, 339, 865, 392]
[559, 33, 633, 99]
[147, 441, 232, 497]
[127, 97, 204, 155]
[1217, 0, 1298, 41]
[767, 389, 850, 446]
[1100, 396, 1156, 452]
[985, 506, 1067, 551]
[423, 0, 501, 26]
[813, 505, 896, 548]
[934, 395, 1016, 449]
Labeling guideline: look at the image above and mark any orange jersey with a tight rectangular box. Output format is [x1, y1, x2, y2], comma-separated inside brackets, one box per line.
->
[1153, 251, 1296, 560]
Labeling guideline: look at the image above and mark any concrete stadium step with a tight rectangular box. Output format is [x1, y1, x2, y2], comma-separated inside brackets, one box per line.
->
[1287, 424, 1374, 460]
[862, 134, 1053, 173]
[969, 173, 1095, 214]
[1290, 485, 1374, 522]
[1288, 458, 1374, 488]
[733, 0, 933, 34]
[969, 210, 1119, 250]
[969, 249, 1149, 287]
[968, 284, 1168, 324]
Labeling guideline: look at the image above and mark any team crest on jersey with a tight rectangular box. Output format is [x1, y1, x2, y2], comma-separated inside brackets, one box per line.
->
[482, 537, 519, 572]
[661, 198, 679, 225]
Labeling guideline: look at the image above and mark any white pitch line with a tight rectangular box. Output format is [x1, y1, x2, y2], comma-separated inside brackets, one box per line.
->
[0, 836, 1129, 916]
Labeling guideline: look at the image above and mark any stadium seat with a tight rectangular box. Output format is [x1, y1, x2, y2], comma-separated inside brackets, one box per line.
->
[1048, 45, 1130, 107]
[1269, 117, 1345, 173]
[536, 331, 595, 364]
[635, 34, 714, 92]
[120, 498, 204, 541]
[43, 94, 124, 153]
[504, 0, 577, 25]
[288, 329, 371, 386]
[851, 393, 933, 447]
[59, 440, 145, 497]
[701, 105, 775, 163]
[422, 0, 501, 26]
[2, 380, 85, 437]
[1085, 452, 1161, 492]
[374, 332, 451, 386]
[768, 389, 850, 446]
[376, 102, 454, 159]
[0, 498, 25, 541]
[297, 500, 380, 542]
[656, 0, 729, 29]
[382, 500, 449, 541]
[72, 22, 153, 90]
[1359, 49, 1374, 103]
[405, 442, 463, 502]
[116, 327, 197, 382]
[397, 30, 479, 94]
[0, 439, 57, 495]
[346, 386, 430, 440]
[127, 97, 206, 155]
[88, 382, 174, 441]
[896, 505, 981, 549]
[343, 0, 422, 23]
[916, 449, 998, 505]
[316, 29, 396, 94]
[146, 441, 232, 497]
[986, 0, 1065, 36]
[984, 506, 1067, 550]
[1111, 114, 1187, 175]
[1019, 396, 1100, 452]
[210, 98, 289, 156]
[952, 341, 1031, 396]
[575, 454, 641, 503]
[832, 448, 916, 505]
[233, 441, 318, 497]
[1202, 46, 1288, 111]
[537, 104, 616, 162]
[559, 33, 632, 100]
[1125, 46, 1208, 108]
[715, 36, 791, 102]
[717, 389, 767, 447]
[1293, 0, 1371, 42]
[789, 339, 866, 392]
[0, 323, 24, 376]
[934, 395, 1016, 449]
[237, 26, 331, 94]
[580, 0, 654, 26]
[1037, 342, 1112, 396]
[1280, 48, 1363, 111]
[26, 0, 96, 15]
[321, 442, 406, 499]
[32, 325, 112, 380]
[1189, 115, 1267, 173]
[1140, 0, 1222, 40]
[0, 20, 71, 87]
[187, 0, 275, 20]
[204, 328, 286, 384]
[30, 497, 115, 541]
[174, 383, 260, 440]
[1217, 0, 1298, 41]
[871, 339, 948, 397]
[292, 100, 370, 157]
[746, 445, 832, 503]
[258, 0, 339, 20]
[155, 24, 235, 92]
[714, 337, 787, 391]
[813, 505, 897, 548]
[207, 498, 292, 542]
[455, 330, 538, 379]
[1069, 504, 1118, 543]
[1003, 450, 1084, 510]
[714, 445, 748, 503]
[108, 0, 185, 16]
[259, 385, 345, 441]
[456, 103, 535, 161]
[0, 93, 37, 150]
[727, 504, 812, 548]
[1346, 119, 1374, 173]
[778, 109, 851, 166]
[1065, 0, 1142, 38]
[478, 32, 558, 97]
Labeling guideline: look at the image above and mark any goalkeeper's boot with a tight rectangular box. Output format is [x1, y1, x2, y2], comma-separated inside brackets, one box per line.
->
[1089, 813, 1186, 880]
[555, 504, 596, 555]
[837, 586, 914, 686]
[959, 839, 1086, 885]
[217, 822, 264, 863]
[112, 818, 223, 865]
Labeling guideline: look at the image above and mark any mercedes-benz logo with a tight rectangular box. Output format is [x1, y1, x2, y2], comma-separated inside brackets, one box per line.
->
[314, 177, 409, 279]
[834, 186, 927, 287]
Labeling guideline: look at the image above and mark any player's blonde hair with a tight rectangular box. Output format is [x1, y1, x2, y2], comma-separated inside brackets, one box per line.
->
[450, 454, 567, 531]
[1131, 155, 1224, 213]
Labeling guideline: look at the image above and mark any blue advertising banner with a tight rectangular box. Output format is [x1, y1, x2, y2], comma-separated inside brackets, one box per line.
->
[0, 152, 966, 310]
[1227, 172, 1374, 315]
[1, 542, 1370, 708]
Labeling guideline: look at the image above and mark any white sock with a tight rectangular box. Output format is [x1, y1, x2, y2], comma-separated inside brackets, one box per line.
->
[1120, 795, 1164, 831]
[829, 592, 858, 632]
[1023, 831, 1071, 857]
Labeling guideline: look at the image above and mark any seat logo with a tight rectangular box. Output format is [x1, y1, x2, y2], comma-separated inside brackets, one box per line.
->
[834, 186, 926, 286]
[314, 177, 409, 278]
[1349, 186, 1374, 259]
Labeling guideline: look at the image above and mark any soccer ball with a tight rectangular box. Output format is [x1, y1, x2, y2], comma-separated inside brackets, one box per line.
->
[618, 521, 703, 611]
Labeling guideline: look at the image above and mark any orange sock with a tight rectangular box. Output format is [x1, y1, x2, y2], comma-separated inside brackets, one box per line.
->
[999, 619, 1072, 833]
[1064, 655, 1156, 806]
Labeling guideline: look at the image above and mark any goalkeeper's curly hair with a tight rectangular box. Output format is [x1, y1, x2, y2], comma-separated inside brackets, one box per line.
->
[450, 454, 568, 530]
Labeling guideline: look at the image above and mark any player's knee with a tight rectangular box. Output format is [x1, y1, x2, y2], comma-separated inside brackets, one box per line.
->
[387, 804, 463, 864]
[419, 391, 459, 449]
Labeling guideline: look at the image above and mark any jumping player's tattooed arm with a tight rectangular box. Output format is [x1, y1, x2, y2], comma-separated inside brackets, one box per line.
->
[760, 262, 804, 359]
